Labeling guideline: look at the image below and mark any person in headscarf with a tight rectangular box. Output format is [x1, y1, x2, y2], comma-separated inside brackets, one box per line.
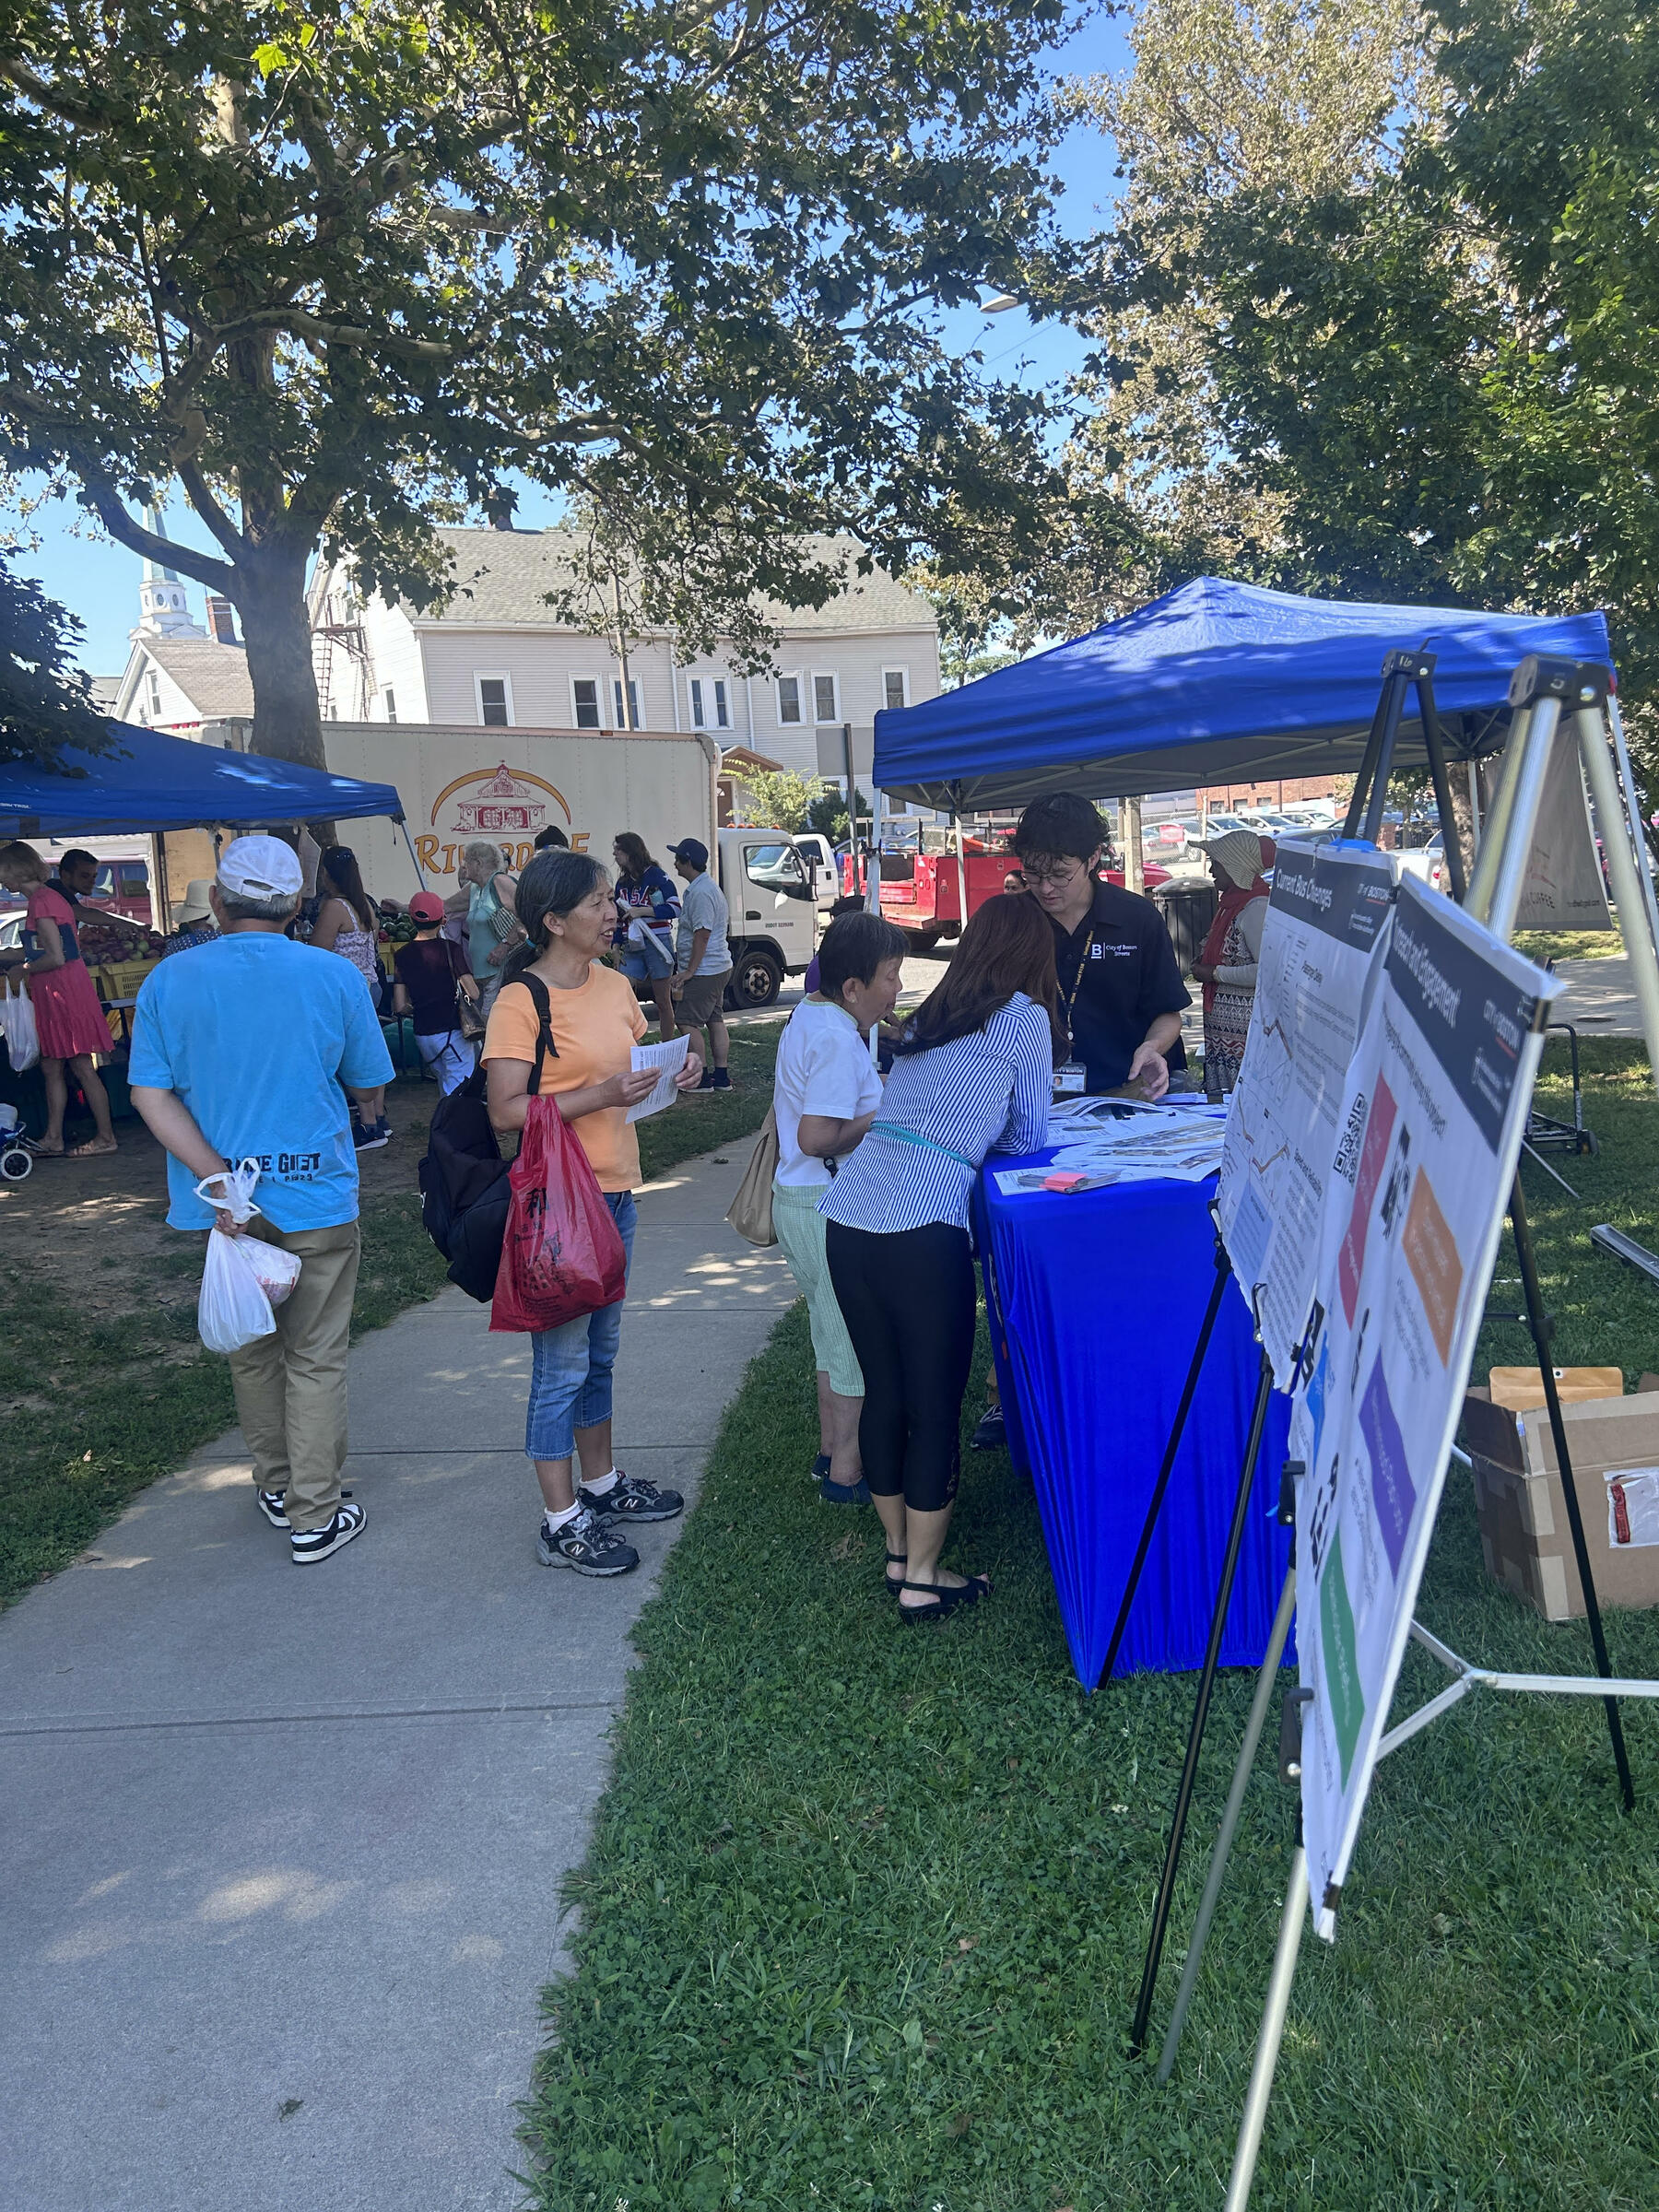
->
[1191, 831, 1276, 1096]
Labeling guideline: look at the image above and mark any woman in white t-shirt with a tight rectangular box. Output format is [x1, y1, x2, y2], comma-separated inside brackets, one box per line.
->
[771, 912, 908, 1507]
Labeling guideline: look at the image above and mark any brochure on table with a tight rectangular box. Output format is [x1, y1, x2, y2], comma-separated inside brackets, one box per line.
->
[1288, 876, 1557, 1940]
[1217, 840, 1396, 1387]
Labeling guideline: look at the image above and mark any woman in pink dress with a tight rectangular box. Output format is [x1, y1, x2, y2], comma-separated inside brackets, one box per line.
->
[0, 841, 117, 1157]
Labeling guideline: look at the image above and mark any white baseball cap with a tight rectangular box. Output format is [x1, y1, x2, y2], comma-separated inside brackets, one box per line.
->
[218, 835, 303, 900]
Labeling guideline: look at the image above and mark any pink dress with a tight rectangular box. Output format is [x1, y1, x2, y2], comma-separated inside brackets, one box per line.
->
[25, 888, 112, 1059]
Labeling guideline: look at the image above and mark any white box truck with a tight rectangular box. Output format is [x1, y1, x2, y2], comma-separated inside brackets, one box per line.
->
[231, 722, 818, 1009]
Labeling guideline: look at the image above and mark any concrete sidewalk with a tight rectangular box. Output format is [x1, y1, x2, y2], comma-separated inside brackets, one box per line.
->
[0, 1146, 793, 2212]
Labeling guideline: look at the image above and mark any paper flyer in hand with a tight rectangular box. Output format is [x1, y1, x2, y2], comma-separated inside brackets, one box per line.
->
[1289, 877, 1556, 1941]
[625, 1033, 690, 1122]
[1217, 839, 1396, 1386]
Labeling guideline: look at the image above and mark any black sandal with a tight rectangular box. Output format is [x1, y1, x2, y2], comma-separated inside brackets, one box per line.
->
[899, 1574, 991, 1622]
[885, 1550, 907, 1595]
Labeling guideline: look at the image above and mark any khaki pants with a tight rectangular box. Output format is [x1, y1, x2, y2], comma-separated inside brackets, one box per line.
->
[227, 1218, 361, 1533]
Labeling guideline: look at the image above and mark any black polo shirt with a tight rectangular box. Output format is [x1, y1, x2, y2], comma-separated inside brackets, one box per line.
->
[1050, 881, 1191, 1091]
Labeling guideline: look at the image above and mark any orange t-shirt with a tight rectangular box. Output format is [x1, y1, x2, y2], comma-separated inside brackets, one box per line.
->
[483, 965, 649, 1192]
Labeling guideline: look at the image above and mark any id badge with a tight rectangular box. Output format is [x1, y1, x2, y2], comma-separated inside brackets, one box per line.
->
[1053, 1061, 1087, 1095]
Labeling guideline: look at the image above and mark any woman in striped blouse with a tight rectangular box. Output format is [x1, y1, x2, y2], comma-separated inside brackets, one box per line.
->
[821, 894, 1057, 1620]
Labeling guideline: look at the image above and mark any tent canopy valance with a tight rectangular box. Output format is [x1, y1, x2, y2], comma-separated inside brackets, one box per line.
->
[0, 721, 403, 838]
[873, 578, 1614, 810]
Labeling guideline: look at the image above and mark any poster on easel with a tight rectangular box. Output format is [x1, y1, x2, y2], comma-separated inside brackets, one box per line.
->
[1289, 877, 1558, 1940]
[1217, 840, 1396, 1388]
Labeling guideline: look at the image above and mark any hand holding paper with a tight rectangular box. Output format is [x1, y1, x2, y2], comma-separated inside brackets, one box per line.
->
[626, 1033, 692, 1122]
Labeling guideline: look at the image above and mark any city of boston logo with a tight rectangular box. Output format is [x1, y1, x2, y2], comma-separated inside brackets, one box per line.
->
[413, 762, 582, 877]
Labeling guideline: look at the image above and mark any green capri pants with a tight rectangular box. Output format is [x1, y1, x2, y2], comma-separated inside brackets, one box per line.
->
[771, 1181, 865, 1399]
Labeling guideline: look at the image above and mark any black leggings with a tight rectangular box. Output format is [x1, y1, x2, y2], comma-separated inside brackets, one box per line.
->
[825, 1219, 977, 1512]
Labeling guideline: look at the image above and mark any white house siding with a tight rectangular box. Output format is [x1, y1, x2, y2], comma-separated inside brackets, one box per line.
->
[350, 602, 429, 725]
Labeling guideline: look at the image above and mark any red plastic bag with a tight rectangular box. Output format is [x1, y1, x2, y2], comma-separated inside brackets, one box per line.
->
[490, 1094, 628, 1334]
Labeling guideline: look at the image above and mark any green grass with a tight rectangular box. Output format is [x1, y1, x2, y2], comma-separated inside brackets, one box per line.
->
[1512, 926, 1626, 964]
[0, 1021, 782, 1606]
[520, 1035, 1659, 2212]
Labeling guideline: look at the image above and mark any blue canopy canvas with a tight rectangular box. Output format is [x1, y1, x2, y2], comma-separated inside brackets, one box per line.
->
[0, 721, 404, 837]
[873, 576, 1614, 808]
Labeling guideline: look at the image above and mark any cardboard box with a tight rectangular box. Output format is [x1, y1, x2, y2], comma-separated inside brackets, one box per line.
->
[1463, 1382, 1659, 1620]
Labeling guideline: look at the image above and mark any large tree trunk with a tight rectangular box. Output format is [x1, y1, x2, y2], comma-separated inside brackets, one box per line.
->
[235, 556, 325, 771]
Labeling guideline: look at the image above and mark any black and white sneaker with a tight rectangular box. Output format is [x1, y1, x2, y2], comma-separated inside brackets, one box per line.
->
[536, 1506, 638, 1577]
[352, 1120, 388, 1152]
[579, 1469, 684, 1524]
[289, 1501, 367, 1563]
[970, 1406, 1006, 1453]
[256, 1488, 290, 1530]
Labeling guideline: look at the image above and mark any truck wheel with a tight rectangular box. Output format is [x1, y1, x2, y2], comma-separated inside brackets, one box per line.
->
[909, 930, 943, 954]
[727, 948, 783, 1009]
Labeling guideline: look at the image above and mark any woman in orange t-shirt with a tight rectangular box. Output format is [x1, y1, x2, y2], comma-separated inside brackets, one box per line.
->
[484, 850, 703, 1579]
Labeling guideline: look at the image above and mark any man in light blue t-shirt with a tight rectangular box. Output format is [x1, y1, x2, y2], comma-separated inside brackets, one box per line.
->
[130, 836, 394, 1564]
[668, 837, 733, 1090]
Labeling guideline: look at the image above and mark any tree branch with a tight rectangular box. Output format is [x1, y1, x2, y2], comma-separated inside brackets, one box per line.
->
[0, 54, 102, 133]
[210, 308, 453, 360]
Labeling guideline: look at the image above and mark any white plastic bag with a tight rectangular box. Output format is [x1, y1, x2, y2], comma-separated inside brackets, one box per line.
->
[194, 1160, 302, 1353]
[0, 977, 40, 1074]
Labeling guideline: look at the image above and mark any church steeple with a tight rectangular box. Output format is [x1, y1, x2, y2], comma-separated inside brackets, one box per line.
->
[135, 506, 206, 638]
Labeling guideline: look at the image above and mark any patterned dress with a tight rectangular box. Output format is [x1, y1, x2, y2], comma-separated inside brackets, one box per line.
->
[1204, 897, 1266, 1096]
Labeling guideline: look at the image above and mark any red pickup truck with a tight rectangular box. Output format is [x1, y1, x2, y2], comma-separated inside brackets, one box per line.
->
[844, 844, 1172, 950]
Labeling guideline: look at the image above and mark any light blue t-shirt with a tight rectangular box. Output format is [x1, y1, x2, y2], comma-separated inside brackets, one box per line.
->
[675, 870, 731, 974]
[129, 934, 394, 1232]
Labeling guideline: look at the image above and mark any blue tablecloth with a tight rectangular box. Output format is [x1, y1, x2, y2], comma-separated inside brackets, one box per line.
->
[978, 1151, 1293, 1689]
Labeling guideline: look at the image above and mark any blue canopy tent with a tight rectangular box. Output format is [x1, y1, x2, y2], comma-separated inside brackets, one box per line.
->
[0, 720, 403, 837]
[872, 577, 1614, 808]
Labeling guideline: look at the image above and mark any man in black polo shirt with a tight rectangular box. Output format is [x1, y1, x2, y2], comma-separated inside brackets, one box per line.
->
[1011, 792, 1190, 1099]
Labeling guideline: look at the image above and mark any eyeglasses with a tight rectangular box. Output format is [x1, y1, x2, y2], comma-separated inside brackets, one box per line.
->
[1018, 857, 1083, 887]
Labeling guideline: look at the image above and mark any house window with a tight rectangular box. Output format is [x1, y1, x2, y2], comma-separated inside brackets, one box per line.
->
[812, 673, 839, 724]
[613, 677, 641, 729]
[476, 674, 512, 728]
[689, 676, 733, 733]
[777, 674, 802, 724]
[882, 666, 910, 713]
[147, 668, 161, 717]
[383, 686, 398, 724]
[571, 677, 601, 729]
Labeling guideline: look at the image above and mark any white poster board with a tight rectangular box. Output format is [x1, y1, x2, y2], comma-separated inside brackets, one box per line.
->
[1289, 877, 1558, 1939]
[1217, 840, 1397, 1389]
[1515, 723, 1614, 932]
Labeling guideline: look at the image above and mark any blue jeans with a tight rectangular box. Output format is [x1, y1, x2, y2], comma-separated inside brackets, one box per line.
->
[524, 1192, 637, 1462]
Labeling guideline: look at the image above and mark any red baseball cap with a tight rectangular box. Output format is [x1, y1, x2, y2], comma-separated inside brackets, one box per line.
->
[408, 891, 447, 924]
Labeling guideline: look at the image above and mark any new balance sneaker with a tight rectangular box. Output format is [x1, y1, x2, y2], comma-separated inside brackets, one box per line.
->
[375, 1115, 394, 1142]
[536, 1506, 638, 1577]
[579, 1469, 685, 1524]
[289, 1501, 367, 1563]
[352, 1120, 388, 1152]
[820, 1472, 872, 1506]
[709, 1068, 733, 1091]
[970, 1406, 1006, 1453]
[256, 1488, 290, 1530]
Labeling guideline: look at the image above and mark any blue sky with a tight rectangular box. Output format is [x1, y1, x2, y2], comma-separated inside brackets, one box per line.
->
[6, 12, 1129, 677]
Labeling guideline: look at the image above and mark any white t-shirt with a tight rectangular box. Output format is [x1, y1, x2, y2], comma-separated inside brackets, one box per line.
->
[772, 999, 884, 1189]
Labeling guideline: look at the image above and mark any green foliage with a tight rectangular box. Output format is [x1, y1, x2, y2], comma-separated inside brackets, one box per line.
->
[1091, 0, 1659, 704]
[807, 783, 868, 845]
[522, 1040, 1659, 2208]
[736, 771, 823, 833]
[0, 552, 111, 766]
[0, 0, 1076, 760]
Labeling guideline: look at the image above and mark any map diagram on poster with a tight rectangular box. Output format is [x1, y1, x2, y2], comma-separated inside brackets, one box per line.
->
[1288, 876, 1557, 1940]
[1217, 841, 1396, 1389]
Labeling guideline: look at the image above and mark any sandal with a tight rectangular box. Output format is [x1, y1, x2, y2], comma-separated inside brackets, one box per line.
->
[885, 1550, 907, 1594]
[899, 1574, 992, 1623]
[67, 1137, 117, 1158]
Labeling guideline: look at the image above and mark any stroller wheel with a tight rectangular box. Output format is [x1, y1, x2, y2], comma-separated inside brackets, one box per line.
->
[0, 1143, 32, 1182]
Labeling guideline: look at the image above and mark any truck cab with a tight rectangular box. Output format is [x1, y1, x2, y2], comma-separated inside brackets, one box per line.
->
[717, 826, 818, 1008]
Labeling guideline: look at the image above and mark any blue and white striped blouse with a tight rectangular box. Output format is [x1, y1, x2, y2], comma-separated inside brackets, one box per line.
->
[818, 994, 1053, 1234]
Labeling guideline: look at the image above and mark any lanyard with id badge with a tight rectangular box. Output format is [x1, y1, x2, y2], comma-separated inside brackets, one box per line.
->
[1054, 928, 1093, 1093]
